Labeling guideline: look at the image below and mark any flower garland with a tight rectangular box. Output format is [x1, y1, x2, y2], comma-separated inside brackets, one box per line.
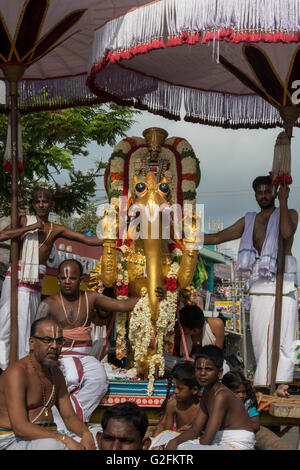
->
[106, 134, 200, 223]
[115, 257, 129, 360]
[127, 258, 180, 396]
[128, 292, 152, 366]
[147, 260, 180, 396]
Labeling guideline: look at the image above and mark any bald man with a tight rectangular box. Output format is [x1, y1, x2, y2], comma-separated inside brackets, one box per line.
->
[0, 315, 100, 450]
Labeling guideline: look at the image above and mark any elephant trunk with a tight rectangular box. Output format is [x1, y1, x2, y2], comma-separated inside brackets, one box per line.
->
[143, 230, 163, 323]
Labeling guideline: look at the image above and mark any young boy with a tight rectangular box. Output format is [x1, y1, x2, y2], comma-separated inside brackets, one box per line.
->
[154, 361, 200, 436]
[165, 345, 255, 450]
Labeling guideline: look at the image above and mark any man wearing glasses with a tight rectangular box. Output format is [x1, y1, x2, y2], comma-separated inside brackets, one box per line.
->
[0, 315, 100, 450]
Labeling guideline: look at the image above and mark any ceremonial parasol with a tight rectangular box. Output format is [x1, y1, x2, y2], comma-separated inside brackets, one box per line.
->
[0, 0, 154, 364]
[87, 0, 300, 393]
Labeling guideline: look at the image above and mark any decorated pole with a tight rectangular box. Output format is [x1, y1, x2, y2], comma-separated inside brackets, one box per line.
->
[1, 65, 25, 364]
[270, 108, 300, 394]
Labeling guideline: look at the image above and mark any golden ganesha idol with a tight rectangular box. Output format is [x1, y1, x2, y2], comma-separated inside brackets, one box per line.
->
[88, 128, 207, 395]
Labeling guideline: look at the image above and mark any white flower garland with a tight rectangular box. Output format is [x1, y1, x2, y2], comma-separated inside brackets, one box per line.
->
[128, 293, 152, 363]
[128, 259, 180, 396]
[115, 256, 129, 360]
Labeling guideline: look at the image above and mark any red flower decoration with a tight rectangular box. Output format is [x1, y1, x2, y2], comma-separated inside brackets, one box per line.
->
[117, 284, 129, 297]
[166, 277, 177, 292]
[269, 171, 292, 186]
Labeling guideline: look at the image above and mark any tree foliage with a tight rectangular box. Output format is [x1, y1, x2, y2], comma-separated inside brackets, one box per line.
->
[72, 202, 101, 235]
[0, 103, 138, 216]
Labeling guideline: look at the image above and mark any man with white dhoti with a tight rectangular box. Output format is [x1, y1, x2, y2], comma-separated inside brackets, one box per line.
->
[0, 316, 99, 450]
[0, 188, 104, 371]
[204, 176, 298, 390]
[35, 259, 140, 429]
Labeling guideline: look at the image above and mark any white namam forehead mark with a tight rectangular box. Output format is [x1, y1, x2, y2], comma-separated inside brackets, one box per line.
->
[51, 325, 60, 338]
[33, 190, 52, 201]
[198, 358, 207, 368]
[64, 266, 71, 279]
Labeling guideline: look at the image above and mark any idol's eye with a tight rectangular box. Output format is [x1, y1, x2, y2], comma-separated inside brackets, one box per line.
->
[159, 182, 169, 194]
[135, 182, 147, 193]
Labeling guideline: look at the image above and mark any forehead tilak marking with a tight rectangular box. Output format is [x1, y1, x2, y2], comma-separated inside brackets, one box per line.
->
[64, 266, 71, 279]
[34, 190, 52, 201]
[199, 358, 207, 368]
[51, 325, 60, 339]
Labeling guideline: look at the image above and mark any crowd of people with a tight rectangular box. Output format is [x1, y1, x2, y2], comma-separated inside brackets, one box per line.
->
[0, 173, 298, 450]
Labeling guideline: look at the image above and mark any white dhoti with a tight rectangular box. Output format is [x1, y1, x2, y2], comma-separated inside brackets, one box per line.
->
[0, 263, 46, 370]
[250, 256, 298, 387]
[150, 429, 255, 450]
[0, 422, 102, 450]
[52, 342, 108, 431]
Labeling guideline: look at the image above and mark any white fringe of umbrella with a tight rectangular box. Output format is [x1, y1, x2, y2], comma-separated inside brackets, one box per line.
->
[87, 0, 300, 128]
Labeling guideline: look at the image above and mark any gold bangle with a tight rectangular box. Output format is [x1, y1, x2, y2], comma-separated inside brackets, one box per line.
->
[59, 434, 67, 443]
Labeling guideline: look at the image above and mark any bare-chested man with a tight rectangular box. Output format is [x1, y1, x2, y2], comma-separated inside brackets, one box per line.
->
[151, 345, 255, 450]
[0, 315, 100, 450]
[204, 176, 298, 392]
[35, 258, 144, 430]
[0, 188, 103, 370]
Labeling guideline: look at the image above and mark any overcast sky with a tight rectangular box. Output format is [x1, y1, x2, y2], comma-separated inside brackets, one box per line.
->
[61, 108, 300, 278]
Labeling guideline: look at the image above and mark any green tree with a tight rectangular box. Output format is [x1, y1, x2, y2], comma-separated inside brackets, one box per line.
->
[72, 202, 101, 235]
[0, 103, 138, 216]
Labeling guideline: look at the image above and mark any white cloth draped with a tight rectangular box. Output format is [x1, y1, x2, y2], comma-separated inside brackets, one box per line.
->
[51, 344, 108, 431]
[150, 429, 255, 450]
[0, 264, 46, 370]
[20, 215, 40, 284]
[236, 208, 280, 280]
[0, 424, 102, 450]
[250, 256, 298, 386]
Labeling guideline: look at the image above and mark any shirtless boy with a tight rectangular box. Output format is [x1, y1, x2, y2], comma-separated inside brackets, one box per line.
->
[154, 361, 200, 436]
[165, 345, 255, 450]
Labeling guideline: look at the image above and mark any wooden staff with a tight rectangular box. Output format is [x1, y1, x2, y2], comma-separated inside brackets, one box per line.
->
[270, 112, 297, 394]
[1, 65, 25, 364]
[270, 232, 284, 395]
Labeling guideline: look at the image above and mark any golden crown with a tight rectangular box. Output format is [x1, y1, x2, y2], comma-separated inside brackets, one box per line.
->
[142, 127, 168, 150]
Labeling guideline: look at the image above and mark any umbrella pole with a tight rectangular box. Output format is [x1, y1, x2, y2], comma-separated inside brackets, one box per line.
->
[1, 66, 25, 364]
[270, 116, 295, 395]
[270, 233, 284, 395]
